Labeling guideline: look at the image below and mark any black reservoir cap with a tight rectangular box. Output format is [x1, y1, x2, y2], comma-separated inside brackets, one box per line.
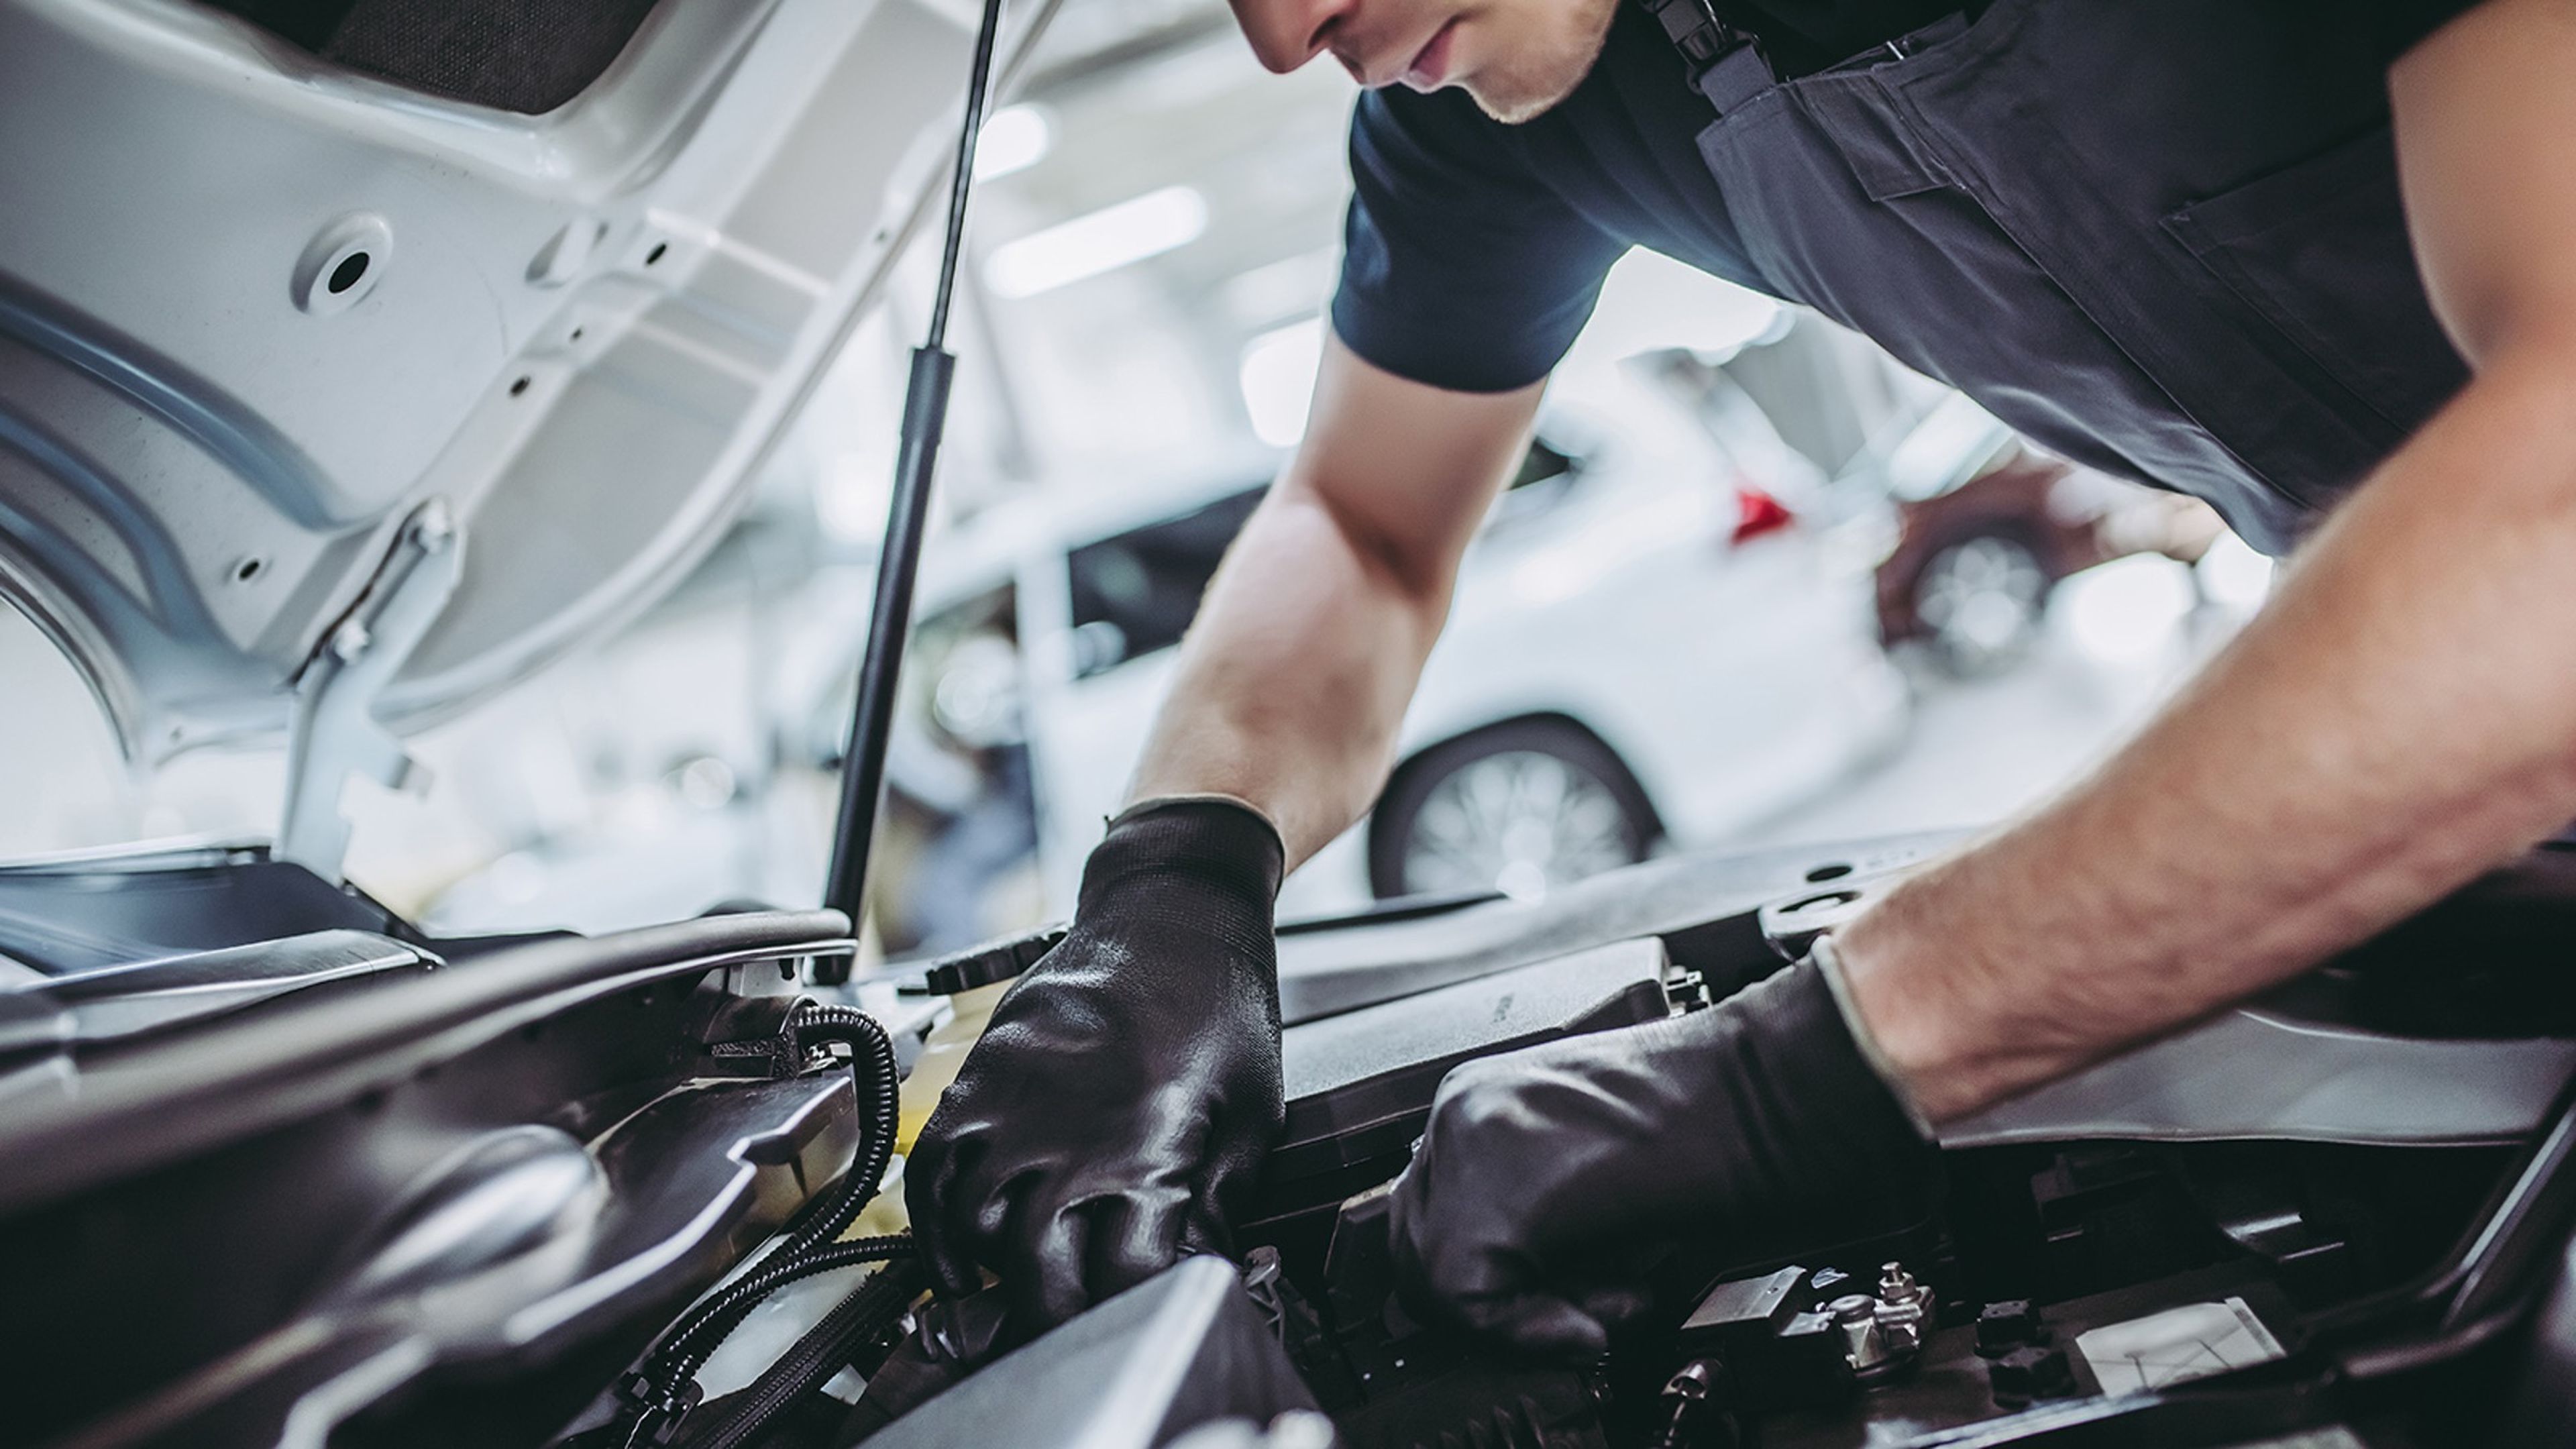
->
[922, 924, 1068, 996]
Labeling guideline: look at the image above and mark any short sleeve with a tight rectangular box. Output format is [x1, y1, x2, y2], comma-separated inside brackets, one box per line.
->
[1331, 87, 1629, 393]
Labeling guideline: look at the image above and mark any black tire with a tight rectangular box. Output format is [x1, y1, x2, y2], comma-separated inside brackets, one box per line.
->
[1368, 717, 1658, 901]
[1910, 529, 2053, 677]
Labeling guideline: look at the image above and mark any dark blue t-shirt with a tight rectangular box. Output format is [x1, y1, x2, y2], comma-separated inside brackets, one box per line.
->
[1332, 3, 1737, 393]
[1330, 1, 2473, 396]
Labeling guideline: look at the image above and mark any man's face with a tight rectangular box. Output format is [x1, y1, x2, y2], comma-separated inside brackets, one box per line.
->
[1229, 0, 1619, 123]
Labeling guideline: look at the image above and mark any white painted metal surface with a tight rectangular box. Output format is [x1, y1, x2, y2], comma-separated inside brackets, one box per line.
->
[0, 0, 1042, 761]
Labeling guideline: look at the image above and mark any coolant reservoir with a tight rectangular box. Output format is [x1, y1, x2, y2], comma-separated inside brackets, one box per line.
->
[896, 979, 1010, 1150]
[893, 923, 1067, 1150]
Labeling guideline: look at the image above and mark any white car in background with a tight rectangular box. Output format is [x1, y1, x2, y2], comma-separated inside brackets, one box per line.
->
[912, 380, 1909, 920]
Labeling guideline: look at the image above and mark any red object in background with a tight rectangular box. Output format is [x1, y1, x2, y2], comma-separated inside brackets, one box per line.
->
[1731, 484, 1796, 545]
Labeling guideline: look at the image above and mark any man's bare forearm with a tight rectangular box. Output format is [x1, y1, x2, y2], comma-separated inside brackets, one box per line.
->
[1128, 486, 1455, 865]
[1840, 343, 2576, 1120]
[1128, 338, 1546, 867]
[1838, 0, 2576, 1122]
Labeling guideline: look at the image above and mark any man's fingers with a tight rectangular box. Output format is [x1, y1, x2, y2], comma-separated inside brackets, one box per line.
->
[904, 1125, 991, 1299]
[1576, 1285, 1652, 1332]
[1456, 1290, 1611, 1361]
[1081, 1190, 1193, 1307]
[1178, 1201, 1235, 1263]
[1000, 1186, 1101, 1334]
[1395, 1223, 1618, 1360]
[912, 1236, 983, 1302]
[910, 1289, 1015, 1368]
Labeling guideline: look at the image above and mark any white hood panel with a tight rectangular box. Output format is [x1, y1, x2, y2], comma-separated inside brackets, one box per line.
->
[0, 0, 1028, 761]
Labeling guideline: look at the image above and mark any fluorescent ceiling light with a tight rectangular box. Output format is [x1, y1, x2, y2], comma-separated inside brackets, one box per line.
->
[974, 105, 1051, 181]
[985, 185, 1208, 299]
[1238, 315, 1324, 447]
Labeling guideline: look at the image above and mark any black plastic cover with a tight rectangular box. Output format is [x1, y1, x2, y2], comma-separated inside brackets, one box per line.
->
[1272, 831, 1961, 1026]
[0, 928, 434, 1073]
[0, 859, 861, 1449]
[0, 845, 404, 976]
[1265, 938, 1669, 1197]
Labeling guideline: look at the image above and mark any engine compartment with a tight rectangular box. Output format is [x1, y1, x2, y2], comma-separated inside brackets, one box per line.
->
[1208, 1126, 2523, 1448]
[850, 844, 2576, 1449]
[5, 837, 2576, 1449]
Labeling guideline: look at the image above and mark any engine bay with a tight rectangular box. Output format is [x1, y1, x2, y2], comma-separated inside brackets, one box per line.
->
[5, 835, 2576, 1449]
[847, 843, 2576, 1449]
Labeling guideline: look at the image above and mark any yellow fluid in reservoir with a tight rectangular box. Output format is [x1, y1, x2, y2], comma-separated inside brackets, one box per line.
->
[848, 1159, 913, 1236]
[895, 979, 1011, 1152]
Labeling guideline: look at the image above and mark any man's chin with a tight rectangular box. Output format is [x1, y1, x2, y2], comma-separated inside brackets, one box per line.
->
[1466, 82, 1570, 124]
[1457, 0, 1615, 124]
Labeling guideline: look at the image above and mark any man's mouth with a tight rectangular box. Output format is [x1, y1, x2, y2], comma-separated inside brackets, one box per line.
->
[1401, 18, 1459, 91]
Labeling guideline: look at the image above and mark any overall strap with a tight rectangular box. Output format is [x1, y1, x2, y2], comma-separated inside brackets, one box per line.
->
[1633, 0, 1776, 111]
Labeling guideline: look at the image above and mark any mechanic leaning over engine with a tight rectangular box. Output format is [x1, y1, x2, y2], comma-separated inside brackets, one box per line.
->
[908, 0, 2576, 1356]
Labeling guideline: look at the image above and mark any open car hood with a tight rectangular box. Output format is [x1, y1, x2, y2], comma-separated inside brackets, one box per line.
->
[0, 0, 1046, 766]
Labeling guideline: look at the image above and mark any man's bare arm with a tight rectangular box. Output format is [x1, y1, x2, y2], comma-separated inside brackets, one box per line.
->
[1837, 0, 2576, 1120]
[1129, 333, 1545, 866]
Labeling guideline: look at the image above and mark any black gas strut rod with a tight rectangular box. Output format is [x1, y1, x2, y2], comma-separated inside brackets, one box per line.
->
[818, 0, 1009, 979]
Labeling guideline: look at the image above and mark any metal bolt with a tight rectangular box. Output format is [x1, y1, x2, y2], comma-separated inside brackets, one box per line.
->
[1874, 1295, 1927, 1357]
[1878, 1262, 1926, 1308]
[329, 620, 371, 661]
[1872, 1261, 1929, 1358]
[410, 498, 456, 549]
[1829, 1293, 1885, 1370]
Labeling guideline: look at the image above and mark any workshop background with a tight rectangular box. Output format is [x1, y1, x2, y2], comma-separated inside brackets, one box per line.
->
[0, 0, 2276, 960]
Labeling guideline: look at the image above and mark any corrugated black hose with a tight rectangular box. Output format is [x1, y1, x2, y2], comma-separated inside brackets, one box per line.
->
[773, 1006, 904, 1259]
[621, 1004, 907, 1444]
[686, 1257, 928, 1449]
[651, 1236, 914, 1405]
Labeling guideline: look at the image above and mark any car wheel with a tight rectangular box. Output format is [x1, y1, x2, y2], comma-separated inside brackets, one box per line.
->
[1913, 531, 2051, 676]
[1370, 719, 1656, 902]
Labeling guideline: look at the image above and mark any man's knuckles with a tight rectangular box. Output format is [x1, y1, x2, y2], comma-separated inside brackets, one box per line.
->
[1424, 1061, 1523, 1134]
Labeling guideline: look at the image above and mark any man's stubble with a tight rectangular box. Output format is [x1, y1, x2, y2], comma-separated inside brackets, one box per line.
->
[1463, 0, 1620, 123]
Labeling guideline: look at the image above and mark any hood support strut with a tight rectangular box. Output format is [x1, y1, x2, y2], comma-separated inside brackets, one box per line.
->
[816, 0, 1010, 978]
[277, 499, 462, 879]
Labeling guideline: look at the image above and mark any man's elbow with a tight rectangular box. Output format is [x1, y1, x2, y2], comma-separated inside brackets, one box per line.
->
[2426, 280, 2576, 377]
[2390, 0, 2576, 371]
[1271, 472, 1462, 612]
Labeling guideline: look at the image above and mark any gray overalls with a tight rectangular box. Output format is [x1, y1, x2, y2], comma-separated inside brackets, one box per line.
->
[1648, 0, 2471, 556]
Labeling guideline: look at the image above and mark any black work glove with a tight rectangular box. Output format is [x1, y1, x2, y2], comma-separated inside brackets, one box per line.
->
[908, 797, 1286, 1335]
[1388, 952, 1937, 1359]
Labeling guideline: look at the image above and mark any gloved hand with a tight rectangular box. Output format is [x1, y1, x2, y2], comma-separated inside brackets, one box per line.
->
[1387, 949, 1938, 1359]
[908, 797, 1287, 1335]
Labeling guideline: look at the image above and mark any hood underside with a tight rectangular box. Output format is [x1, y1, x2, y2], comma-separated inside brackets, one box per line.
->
[0, 0, 1045, 764]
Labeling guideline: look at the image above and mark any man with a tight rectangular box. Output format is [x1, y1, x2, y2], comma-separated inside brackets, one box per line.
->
[909, 0, 2576, 1356]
